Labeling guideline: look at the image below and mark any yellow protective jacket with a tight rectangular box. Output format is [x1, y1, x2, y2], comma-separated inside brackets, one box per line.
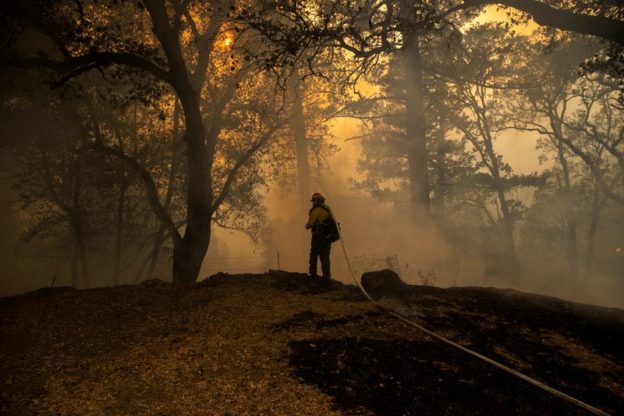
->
[305, 204, 332, 232]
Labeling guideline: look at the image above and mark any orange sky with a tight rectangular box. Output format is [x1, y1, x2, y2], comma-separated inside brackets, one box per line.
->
[477, 5, 540, 34]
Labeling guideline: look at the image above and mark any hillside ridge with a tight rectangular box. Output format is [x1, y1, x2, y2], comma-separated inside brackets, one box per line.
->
[1, 271, 623, 415]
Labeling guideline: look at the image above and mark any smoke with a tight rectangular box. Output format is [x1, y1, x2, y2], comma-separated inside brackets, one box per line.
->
[224, 113, 624, 310]
[0, 161, 52, 295]
[2, 110, 622, 308]
[252, 118, 460, 288]
[0, 171, 22, 295]
[0, 6, 621, 312]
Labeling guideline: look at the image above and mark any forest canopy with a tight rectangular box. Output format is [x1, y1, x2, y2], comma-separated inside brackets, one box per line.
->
[0, 0, 622, 305]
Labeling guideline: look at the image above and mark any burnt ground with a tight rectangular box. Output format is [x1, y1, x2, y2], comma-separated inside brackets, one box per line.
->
[1, 272, 623, 416]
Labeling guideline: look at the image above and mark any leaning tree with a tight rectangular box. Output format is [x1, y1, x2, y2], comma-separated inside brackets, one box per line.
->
[1, 0, 292, 285]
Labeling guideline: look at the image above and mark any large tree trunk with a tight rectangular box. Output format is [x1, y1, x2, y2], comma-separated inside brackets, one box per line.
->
[144, 0, 213, 285]
[146, 99, 182, 281]
[172, 81, 211, 285]
[403, 33, 431, 225]
[172, 225, 211, 285]
[290, 74, 311, 208]
[172, 117, 211, 285]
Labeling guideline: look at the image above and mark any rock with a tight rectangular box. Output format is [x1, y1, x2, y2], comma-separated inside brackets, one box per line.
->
[32, 286, 75, 297]
[196, 272, 232, 287]
[361, 269, 410, 300]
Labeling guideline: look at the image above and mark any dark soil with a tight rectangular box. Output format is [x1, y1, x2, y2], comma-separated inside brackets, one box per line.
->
[1, 272, 623, 416]
[291, 337, 588, 416]
[289, 284, 624, 415]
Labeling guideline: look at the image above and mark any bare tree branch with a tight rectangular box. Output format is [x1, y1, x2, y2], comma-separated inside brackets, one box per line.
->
[440, 0, 624, 45]
[2, 52, 171, 84]
[211, 119, 289, 213]
[89, 116, 184, 248]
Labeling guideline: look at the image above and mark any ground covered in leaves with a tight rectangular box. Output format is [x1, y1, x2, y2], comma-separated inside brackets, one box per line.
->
[1, 271, 623, 416]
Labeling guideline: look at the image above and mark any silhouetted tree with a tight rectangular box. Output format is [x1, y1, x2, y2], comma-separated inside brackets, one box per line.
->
[2, 0, 292, 284]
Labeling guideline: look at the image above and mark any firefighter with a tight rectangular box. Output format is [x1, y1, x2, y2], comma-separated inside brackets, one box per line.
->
[305, 192, 335, 280]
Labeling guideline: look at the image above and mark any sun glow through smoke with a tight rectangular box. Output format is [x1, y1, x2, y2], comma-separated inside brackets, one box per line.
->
[220, 32, 234, 49]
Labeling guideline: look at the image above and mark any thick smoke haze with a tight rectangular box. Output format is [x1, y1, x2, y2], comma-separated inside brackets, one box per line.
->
[1, 88, 622, 308]
[0, 171, 23, 295]
[206, 121, 623, 309]
[1, 2, 622, 309]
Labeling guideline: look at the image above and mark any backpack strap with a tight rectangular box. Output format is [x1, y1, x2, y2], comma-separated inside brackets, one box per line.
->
[317, 205, 334, 221]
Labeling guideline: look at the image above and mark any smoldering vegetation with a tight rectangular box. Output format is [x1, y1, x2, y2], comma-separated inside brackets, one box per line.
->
[0, 1, 623, 307]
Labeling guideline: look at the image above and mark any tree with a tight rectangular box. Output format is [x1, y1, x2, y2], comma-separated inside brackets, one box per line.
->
[443, 25, 545, 275]
[238, 0, 472, 225]
[442, 0, 624, 45]
[2, 74, 186, 287]
[12, 112, 93, 287]
[479, 30, 624, 283]
[289, 73, 312, 207]
[1, 0, 293, 285]
[506, 39, 589, 277]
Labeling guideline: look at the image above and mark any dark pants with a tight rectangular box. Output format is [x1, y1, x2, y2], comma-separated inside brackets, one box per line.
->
[309, 233, 331, 279]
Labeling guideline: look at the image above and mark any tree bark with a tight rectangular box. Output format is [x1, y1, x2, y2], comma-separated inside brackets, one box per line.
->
[172, 224, 211, 285]
[146, 99, 181, 280]
[289, 73, 311, 208]
[403, 33, 431, 225]
[144, 0, 212, 285]
[173, 88, 211, 285]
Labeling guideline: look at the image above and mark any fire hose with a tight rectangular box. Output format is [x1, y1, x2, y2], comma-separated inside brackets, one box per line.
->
[314, 179, 611, 416]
